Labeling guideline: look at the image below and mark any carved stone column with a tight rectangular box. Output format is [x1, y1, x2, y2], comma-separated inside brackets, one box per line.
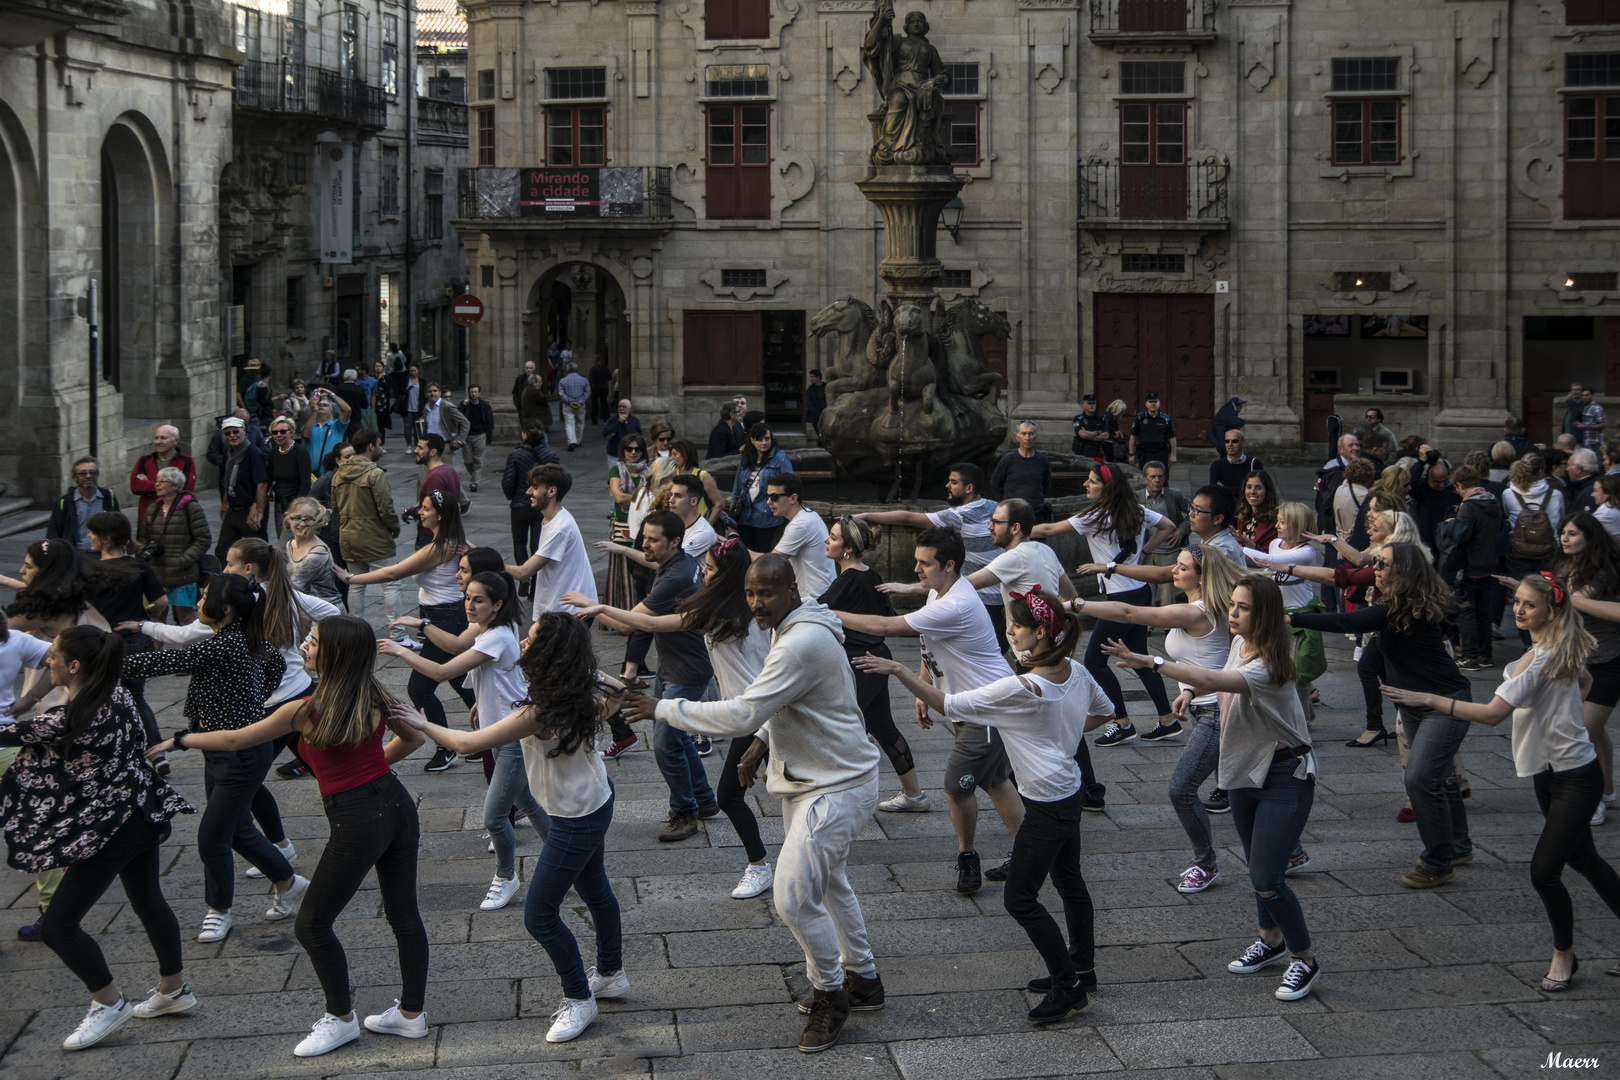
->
[855, 164, 963, 306]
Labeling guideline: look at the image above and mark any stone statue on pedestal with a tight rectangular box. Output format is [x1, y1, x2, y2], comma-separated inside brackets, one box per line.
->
[861, 0, 951, 167]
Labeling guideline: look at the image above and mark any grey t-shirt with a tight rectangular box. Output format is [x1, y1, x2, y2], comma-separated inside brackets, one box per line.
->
[644, 550, 714, 686]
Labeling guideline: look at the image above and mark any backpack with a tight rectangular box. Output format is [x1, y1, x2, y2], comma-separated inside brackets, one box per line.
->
[1345, 486, 1372, 551]
[1314, 464, 1346, 532]
[1434, 514, 1473, 581]
[1509, 491, 1558, 561]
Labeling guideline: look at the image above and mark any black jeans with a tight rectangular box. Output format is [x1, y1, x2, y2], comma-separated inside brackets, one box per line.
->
[1083, 584, 1172, 718]
[712, 735, 769, 863]
[296, 773, 428, 1017]
[41, 816, 180, 992]
[118, 631, 161, 749]
[215, 505, 267, 562]
[1003, 790, 1093, 985]
[510, 505, 545, 598]
[200, 745, 292, 910]
[1457, 575, 1498, 663]
[849, 644, 915, 776]
[250, 730, 307, 845]
[1358, 635, 1386, 732]
[409, 602, 475, 727]
[1531, 758, 1620, 951]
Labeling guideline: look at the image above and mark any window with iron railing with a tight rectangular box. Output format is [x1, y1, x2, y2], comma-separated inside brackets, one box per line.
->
[721, 269, 768, 289]
[939, 269, 973, 289]
[381, 145, 400, 215]
[547, 106, 605, 166]
[1122, 253, 1184, 274]
[1119, 61, 1184, 95]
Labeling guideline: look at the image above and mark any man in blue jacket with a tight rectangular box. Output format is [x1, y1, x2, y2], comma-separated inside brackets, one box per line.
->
[46, 458, 121, 551]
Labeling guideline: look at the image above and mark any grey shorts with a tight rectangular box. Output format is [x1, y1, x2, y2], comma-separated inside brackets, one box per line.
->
[944, 722, 1012, 795]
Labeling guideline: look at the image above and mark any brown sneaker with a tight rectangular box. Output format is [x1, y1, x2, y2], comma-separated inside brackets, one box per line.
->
[797, 987, 850, 1054]
[798, 970, 885, 1014]
[658, 810, 699, 842]
[1400, 864, 1455, 889]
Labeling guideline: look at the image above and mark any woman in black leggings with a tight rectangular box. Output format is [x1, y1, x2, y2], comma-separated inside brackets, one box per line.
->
[1034, 463, 1180, 746]
[1388, 573, 1620, 989]
[0, 626, 194, 1051]
[150, 614, 430, 1057]
[570, 538, 773, 900]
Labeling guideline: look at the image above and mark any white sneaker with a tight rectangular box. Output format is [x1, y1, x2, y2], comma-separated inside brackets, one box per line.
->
[62, 997, 132, 1050]
[586, 967, 630, 1000]
[1353, 646, 1364, 662]
[197, 909, 232, 943]
[1594, 801, 1608, 827]
[133, 984, 198, 1017]
[878, 791, 931, 813]
[266, 874, 310, 921]
[545, 996, 598, 1043]
[247, 840, 296, 879]
[363, 1001, 430, 1039]
[293, 1012, 361, 1057]
[480, 875, 521, 911]
[731, 863, 774, 899]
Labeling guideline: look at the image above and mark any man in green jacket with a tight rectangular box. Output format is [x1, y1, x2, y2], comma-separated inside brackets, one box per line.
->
[46, 457, 120, 551]
[331, 429, 407, 642]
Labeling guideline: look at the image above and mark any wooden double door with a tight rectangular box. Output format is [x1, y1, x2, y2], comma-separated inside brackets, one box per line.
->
[1093, 293, 1215, 446]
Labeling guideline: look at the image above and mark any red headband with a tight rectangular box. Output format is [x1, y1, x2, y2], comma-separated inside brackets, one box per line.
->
[1539, 570, 1566, 606]
[713, 536, 741, 558]
[1098, 464, 1113, 485]
[1009, 584, 1065, 643]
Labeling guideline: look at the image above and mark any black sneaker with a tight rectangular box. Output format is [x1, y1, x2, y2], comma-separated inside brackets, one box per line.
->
[797, 988, 850, 1053]
[1275, 957, 1321, 1001]
[424, 747, 456, 773]
[1027, 980, 1088, 1024]
[798, 971, 885, 1013]
[955, 851, 982, 894]
[1203, 788, 1230, 814]
[693, 735, 713, 757]
[1082, 795, 1107, 813]
[275, 760, 307, 779]
[461, 751, 486, 763]
[1094, 722, 1138, 747]
[1026, 970, 1098, 993]
[1227, 938, 1289, 974]
[1139, 720, 1183, 742]
[984, 859, 1011, 883]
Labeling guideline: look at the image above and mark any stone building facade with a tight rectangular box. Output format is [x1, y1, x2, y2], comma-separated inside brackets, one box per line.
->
[453, 0, 1620, 457]
[220, 0, 469, 400]
[0, 0, 237, 501]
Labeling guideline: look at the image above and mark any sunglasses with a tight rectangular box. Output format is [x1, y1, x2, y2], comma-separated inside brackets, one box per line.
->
[1374, 559, 1392, 571]
[1224, 439, 1243, 444]
[765, 492, 787, 502]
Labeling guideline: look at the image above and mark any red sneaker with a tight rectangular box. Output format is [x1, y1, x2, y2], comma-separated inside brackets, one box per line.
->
[602, 734, 639, 760]
[1396, 806, 1416, 823]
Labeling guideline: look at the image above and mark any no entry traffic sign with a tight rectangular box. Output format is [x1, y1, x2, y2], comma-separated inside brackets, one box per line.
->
[451, 294, 484, 327]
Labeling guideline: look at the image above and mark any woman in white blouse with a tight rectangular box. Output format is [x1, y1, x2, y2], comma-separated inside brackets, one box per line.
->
[1385, 572, 1620, 990]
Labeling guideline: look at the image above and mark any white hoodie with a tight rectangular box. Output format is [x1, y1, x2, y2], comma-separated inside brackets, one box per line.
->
[655, 599, 879, 801]
[1502, 477, 1564, 535]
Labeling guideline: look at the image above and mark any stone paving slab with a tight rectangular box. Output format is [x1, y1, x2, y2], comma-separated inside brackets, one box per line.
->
[888, 1029, 1125, 1079]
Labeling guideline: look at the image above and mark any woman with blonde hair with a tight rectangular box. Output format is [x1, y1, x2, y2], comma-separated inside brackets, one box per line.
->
[283, 497, 346, 606]
[1372, 464, 1411, 508]
[1387, 573, 1620, 991]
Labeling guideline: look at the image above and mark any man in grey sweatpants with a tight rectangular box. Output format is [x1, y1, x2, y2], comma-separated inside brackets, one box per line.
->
[629, 555, 881, 1055]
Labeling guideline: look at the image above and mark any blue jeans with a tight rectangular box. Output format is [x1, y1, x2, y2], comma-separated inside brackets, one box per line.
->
[200, 745, 293, 911]
[1168, 704, 1222, 869]
[523, 786, 621, 1001]
[1400, 707, 1473, 872]
[652, 678, 717, 814]
[485, 742, 550, 879]
[1229, 761, 1315, 955]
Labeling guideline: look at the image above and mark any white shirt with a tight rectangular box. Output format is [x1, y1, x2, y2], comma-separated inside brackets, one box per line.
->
[984, 540, 1068, 609]
[681, 514, 718, 561]
[945, 660, 1114, 803]
[1595, 504, 1620, 543]
[424, 401, 446, 438]
[468, 625, 528, 719]
[1494, 647, 1598, 777]
[903, 575, 1013, 696]
[928, 499, 999, 603]
[1244, 540, 1320, 610]
[1067, 505, 1164, 595]
[1191, 528, 1245, 564]
[1163, 600, 1229, 706]
[142, 591, 340, 706]
[0, 631, 50, 716]
[417, 556, 462, 607]
[775, 508, 836, 600]
[520, 725, 613, 819]
[533, 507, 597, 615]
[707, 621, 771, 699]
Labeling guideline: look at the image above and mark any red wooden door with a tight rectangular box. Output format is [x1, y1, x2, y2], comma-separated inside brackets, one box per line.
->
[682, 311, 762, 385]
[1120, 102, 1186, 220]
[1523, 394, 1554, 446]
[1564, 95, 1620, 220]
[706, 105, 770, 220]
[1094, 294, 1215, 446]
[1304, 393, 1335, 444]
[1119, 0, 1187, 31]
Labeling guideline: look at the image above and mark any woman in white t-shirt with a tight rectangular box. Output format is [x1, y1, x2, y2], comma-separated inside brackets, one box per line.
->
[398, 614, 629, 1045]
[381, 571, 548, 913]
[1105, 577, 1322, 1004]
[1244, 501, 1325, 719]
[569, 538, 774, 901]
[1386, 572, 1620, 990]
[1033, 463, 1180, 747]
[1069, 546, 1246, 894]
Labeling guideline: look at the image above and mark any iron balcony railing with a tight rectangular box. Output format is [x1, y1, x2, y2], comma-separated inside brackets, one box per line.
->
[457, 166, 674, 222]
[1078, 158, 1229, 223]
[233, 60, 386, 129]
[1089, 0, 1216, 35]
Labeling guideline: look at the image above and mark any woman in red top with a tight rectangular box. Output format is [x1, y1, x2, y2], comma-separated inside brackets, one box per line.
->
[148, 615, 428, 1059]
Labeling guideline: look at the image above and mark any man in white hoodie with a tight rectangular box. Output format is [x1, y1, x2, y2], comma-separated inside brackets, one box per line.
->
[628, 554, 882, 1055]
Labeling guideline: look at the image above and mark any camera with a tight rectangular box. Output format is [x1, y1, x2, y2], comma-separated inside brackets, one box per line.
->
[138, 539, 163, 562]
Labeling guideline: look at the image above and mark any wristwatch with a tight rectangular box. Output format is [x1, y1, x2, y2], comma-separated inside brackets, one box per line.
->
[1106, 561, 1118, 574]
[1152, 656, 1166, 670]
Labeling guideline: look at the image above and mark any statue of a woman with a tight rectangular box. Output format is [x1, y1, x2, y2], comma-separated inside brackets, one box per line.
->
[861, 0, 950, 166]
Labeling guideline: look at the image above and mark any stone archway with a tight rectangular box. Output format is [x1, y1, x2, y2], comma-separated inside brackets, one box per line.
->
[0, 100, 44, 494]
[525, 261, 632, 404]
[100, 115, 174, 424]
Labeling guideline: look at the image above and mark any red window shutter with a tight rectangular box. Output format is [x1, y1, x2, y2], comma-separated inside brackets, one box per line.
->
[735, 0, 769, 38]
[1566, 0, 1620, 25]
[683, 312, 762, 385]
[706, 0, 735, 39]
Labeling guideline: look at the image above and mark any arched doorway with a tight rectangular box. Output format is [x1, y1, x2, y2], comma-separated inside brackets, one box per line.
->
[525, 262, 631, 403]
[101, 119, 169, 422]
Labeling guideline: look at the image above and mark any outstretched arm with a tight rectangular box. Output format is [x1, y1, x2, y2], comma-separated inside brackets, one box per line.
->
[1100, 639, 1251, 695]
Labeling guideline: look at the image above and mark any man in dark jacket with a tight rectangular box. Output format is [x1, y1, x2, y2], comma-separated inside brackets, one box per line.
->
[1566, 447, 1601, 518]
[1408, 454, 1461, 562]
[1206, 396, 1246, 449]
[602, 399, 643, 463]
[46, 458, 121, 551]
[1208, 429, 1262, 493]
[708, 403, 743, 459]
[1502, 416, 1535, 461]
[503, 424, 560, 593]
[805, 369, 827, 434]
[458, 385, 496, 493]
[1449, 465, 1504, 669]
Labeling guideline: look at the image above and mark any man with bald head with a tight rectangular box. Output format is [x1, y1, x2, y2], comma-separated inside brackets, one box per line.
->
[629, 553, 883, 1053]
[130, 424, 196, 519]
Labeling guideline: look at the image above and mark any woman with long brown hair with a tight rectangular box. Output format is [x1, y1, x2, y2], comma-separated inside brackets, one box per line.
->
[1548, 512, 1620, 825]
[604, 433, 650, 608]
[1234, 470, 1280, 551]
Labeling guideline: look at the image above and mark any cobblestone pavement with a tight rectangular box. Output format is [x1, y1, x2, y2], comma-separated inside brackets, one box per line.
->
[1, 442, 1616, 1078]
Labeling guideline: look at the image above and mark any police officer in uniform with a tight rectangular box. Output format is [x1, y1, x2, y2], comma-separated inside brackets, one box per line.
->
[1129, 391, 1177, 467]
[1072, 394, 1116, 461]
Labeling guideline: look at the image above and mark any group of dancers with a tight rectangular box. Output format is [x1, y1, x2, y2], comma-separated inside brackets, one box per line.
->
[2, 455, 1619, 1060]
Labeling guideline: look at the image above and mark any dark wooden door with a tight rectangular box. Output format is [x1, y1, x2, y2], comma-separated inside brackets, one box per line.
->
[1119, 0, 1187, 31]
[1120, 101, 1186, 220]
[1094, 293, 1215, 446]
[1304, 393, 1336, 444]
[1523, 393, 1554, 446]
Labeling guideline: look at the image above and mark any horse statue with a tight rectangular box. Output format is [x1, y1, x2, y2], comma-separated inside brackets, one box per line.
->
[882, 299, 940, 423]
[936, 296, 1009, 408]
[809, 296, 881, 404]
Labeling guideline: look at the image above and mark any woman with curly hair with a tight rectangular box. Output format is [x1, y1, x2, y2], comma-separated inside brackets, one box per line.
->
[399, 613, 628, 1045]
[1291, 542, 1475, 887]
[1550, 513, 1620, 825]
[1388, 573, 1620, 990]
[148, 615, 429, 1057]
[1234, 471, 1280, 550]
[1371, 464, 1411, 510]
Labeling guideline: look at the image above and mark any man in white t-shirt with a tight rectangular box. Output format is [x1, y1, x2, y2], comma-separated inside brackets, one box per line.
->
[756, 473, 835, 600]
[507, 463, 598, 620]
[832, 526, 1024, 896]
[594, 473, 718, 567]
[857, 463, 1002, 632]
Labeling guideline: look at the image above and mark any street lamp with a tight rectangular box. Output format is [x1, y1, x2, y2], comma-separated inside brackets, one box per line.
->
[940, 197, 964, 244]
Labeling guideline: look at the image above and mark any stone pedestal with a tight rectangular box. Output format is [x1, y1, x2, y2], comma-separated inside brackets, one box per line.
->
[856, 165, 964, 301]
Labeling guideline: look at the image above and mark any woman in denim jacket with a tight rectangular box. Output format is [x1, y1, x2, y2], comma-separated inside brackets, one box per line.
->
[729, 424, 793, 552]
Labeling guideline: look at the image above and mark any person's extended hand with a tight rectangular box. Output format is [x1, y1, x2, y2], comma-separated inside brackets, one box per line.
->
[113, 621, 142, 633]
[146, 739, 176, 759]
[247, 506, 263, 531]
[377, 638, 411, 658]
[560, 592, 598, 611]
[1077, 562, 1108, 576]
[1171, 689, 1193, 721]
[736, 737, 767, 789]
[851, 652, 904, 678]
[625, 694, 659, 724]
[914, 698, 933, 730]
[875, 581, 924, 596]
[1100, 637, 1151, 668]
[391, 616, 426, 630]
[1303, 531, 1337, 545]
[1379, 685, 1430, 710]
[1492, 574, 1521, 591]
[388, 701, 430, 731]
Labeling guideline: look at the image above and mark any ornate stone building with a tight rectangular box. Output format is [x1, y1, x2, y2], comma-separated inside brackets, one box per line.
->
[0, 0, 236, 500]
[453, 0, 1620, 455]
